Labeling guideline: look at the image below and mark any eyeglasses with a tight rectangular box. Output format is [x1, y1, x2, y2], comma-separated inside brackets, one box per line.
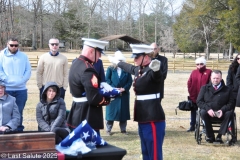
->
[9, 44, 19, 47]
[196, 63, 204, 66]
[237, 58, 240, 60]
[50, 43, 59, 46]
[154, 48, 158, 50]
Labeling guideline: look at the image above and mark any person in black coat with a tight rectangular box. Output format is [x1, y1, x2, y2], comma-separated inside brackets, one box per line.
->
[197, 70, 235, 143]
[232, 54, 240, 107]
[150, 43, 168, 103]
[226, 53, 240, 105]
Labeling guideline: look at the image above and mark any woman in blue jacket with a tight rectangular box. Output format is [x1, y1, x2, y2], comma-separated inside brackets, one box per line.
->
[105, 51, 132, 135]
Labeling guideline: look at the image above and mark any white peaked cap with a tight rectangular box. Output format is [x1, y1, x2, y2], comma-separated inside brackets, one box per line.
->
[82, 38, 109, 53]
[130, 44, 154, 58]
[114, 51, 126, 62]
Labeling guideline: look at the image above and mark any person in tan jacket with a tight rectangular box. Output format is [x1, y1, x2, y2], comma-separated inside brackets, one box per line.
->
[36, 38, 68, 100]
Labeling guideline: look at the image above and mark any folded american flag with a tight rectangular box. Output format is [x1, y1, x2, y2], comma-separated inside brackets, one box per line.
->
[82, 88, 121, 98]
[99, 88, 121, 97]
[60, 120, 107, 147]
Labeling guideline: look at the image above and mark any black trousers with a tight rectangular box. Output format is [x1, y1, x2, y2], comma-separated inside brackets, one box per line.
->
[52, 127, 69, 144]
[200, 109, 233, 138]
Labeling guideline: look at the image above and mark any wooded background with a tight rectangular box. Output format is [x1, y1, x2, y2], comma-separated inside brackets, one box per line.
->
[0, 0, 239, 59]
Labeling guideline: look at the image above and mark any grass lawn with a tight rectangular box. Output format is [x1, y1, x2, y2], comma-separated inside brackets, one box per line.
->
[22, 51, 240, 160]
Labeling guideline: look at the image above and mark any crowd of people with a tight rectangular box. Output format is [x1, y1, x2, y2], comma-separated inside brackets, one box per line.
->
[0, 36, 239, 160]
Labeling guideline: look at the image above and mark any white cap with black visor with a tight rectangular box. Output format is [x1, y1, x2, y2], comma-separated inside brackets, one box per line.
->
[130, 44, 154, 58]
[82, 38, 109, 63]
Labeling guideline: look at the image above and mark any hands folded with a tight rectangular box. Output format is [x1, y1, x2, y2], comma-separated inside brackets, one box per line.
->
[207, 109, 222, 118]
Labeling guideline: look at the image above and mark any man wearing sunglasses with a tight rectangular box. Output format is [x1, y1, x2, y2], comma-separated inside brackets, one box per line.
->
[36, 38, 68, 100]
[0, 37, 31, 131]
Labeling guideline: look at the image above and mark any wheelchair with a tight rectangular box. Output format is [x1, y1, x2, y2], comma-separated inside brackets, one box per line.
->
[195, 109, 237, 146]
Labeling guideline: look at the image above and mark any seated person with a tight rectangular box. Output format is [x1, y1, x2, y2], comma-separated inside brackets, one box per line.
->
[0, 82, 20, 132]
[36, 81, 70, 144]
[197, 70, 235, 143]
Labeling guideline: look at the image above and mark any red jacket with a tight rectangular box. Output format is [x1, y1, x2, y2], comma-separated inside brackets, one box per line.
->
[187, 66, 212, 103]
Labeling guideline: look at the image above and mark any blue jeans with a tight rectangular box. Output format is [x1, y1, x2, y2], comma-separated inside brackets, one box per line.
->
[138, 121, 166, 160]
[40, 86, 65, 100]
[6, 89, 27, 131]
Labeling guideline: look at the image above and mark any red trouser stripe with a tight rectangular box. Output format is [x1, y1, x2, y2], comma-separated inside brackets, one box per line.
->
[57, 151, 65, 160]
[151, 122, 157, 160]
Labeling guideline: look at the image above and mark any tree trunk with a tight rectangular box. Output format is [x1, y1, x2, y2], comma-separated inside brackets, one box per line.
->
[39, 0, 43, 48]
[205, 45, 210, 60]
[155, 17, 157, 43]
[229, 42, 233, 60]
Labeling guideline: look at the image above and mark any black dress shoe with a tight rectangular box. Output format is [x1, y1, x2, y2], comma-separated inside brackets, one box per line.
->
[206, 137, 215, 143]
[121, 130, 128, 135]
[187, 127, 195, 132]
[215, 137, 223, 144]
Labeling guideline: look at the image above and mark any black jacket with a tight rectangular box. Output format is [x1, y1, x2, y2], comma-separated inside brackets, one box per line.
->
[197, 80, 235, 113]
[67, 55, 105, 130]
[118, 61, 165, 122]
[153, 54, 168, 98]
[226, 65, 238, 99]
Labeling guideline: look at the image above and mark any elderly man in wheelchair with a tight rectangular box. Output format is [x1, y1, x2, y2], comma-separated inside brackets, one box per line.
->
[196, 70, 235, 144]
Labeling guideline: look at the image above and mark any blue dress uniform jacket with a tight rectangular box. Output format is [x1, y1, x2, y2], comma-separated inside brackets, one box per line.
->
[118, 62, 165, 122]
[118, 61, 166, 160]
[105, 66, 132, 121]
[67, 55, 106, 130]
[153, 54, 168, 99]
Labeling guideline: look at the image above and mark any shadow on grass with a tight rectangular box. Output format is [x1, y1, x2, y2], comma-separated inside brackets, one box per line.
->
[102, 131, 140, 142]
[165, 129, 240, 147]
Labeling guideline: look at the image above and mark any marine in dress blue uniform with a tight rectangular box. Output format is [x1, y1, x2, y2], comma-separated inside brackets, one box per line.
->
[108, 44, 166, 160]
[67, 38, 111, 135]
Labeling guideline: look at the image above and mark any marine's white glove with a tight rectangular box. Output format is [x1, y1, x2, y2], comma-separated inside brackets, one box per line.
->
[108, 56, 120, 65]
[100, 82, 113, 92]
[149, 59, 161, 72]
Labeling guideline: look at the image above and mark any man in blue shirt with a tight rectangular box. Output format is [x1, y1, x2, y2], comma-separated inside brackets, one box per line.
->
[0, 37, 31, 131]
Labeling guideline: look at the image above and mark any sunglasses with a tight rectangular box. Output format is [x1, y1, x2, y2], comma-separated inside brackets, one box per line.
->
[237, 58, 240, 60]
[50, 43, 59, 46]
[9, 44, 19, 47]
[196, 63, 204, 66]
